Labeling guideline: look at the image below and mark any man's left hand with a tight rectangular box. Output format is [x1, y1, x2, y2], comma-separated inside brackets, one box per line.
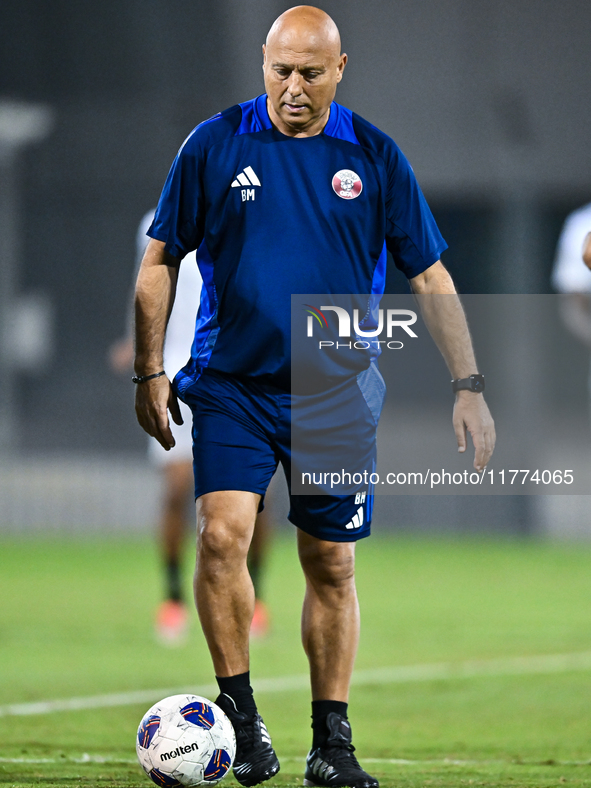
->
[453, 391, 496, 471]
[135, 374, 183, 450]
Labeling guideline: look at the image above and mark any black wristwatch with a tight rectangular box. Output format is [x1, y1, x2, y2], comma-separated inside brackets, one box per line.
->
[451, 374, 485, 393]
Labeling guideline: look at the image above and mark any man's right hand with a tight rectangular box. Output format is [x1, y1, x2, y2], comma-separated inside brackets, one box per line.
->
[133, 238, 182, 448]
[134, 374, 183, 450]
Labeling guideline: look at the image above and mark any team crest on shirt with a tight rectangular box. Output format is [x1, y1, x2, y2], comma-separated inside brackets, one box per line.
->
[332, 169, 363, 200]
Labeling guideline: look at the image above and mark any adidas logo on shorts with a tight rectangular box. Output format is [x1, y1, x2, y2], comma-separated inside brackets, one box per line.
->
[345, 505, 364, 530]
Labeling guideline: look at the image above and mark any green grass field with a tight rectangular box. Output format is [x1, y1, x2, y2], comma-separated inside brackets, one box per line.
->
[1, 532, 591, 787]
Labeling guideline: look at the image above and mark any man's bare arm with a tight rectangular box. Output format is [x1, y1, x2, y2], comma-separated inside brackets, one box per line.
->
[134, 238, 183, 450]
[410, 260, 496, 471]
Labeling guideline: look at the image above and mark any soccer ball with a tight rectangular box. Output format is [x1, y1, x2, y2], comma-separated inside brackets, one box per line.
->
[136, 694, 236, 787]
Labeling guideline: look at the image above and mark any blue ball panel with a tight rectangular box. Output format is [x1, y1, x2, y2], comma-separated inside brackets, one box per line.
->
[149, 768, 182, 787]
[138, 715, 161, 749]
[180, 701, 215, 729]
[204, 749, 232, 781]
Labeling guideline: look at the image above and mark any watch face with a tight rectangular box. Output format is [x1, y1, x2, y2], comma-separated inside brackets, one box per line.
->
[471, 375, 485, 392]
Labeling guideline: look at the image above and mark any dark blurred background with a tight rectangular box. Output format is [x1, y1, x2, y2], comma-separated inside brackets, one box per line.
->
[1, 0, 590, 532]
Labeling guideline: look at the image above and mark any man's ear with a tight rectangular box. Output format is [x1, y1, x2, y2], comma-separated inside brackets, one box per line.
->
[336, 53, 348, 83]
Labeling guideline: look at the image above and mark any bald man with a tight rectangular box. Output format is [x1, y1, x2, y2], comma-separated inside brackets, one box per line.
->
[134, 6, 494, 787]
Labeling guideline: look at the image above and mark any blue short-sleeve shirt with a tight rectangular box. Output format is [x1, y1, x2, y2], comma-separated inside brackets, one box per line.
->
[148, 94, 447, 392]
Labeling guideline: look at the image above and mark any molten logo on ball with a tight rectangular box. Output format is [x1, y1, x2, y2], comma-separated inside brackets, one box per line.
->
[332, 169, 363, 200]
[161, 742, 200, 761]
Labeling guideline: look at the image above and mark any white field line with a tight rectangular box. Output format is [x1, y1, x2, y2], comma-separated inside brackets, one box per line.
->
[2, 650, 591, 718]
[0, 683, 218, 718]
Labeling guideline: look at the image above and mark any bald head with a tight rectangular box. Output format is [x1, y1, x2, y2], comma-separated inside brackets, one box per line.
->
[263, 6, 347, 137]
[266, 6, 342, 58]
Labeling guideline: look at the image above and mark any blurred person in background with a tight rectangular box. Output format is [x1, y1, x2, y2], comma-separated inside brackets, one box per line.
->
[583, 231, 591, 270]
[110, 210, 272, 644]
[552, 203, 591, 415]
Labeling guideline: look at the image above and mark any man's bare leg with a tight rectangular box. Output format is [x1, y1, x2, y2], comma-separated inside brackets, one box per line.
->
[298, 530, 377, 788]
[194, 490, 260, 676]
[161, 460, 194, 567]
[248, 507, 272, 600]
[248, 506, 273, 638]
[297, 530, 359, 701]
[195, 490, 280, 786]
[155, 459, 194, 644]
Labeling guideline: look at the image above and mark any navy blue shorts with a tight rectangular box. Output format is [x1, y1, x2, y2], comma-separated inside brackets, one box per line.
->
[180, 367, 384, 543]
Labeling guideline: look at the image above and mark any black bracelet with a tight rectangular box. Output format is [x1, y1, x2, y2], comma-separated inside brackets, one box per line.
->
[132, 371, 166, 384]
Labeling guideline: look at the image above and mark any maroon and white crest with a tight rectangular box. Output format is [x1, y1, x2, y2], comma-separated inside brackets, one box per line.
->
[332, 169, 363, 200]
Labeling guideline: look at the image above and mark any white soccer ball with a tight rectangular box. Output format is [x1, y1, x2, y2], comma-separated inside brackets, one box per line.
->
[136, 694, 236, 787]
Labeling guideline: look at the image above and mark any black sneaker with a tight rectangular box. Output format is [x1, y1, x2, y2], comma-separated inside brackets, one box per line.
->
[215, 693, 280, 786]
[304, 713, 378, 788]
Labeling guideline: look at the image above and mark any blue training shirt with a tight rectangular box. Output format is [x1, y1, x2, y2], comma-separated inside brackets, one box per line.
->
[148, 93, 447, 393]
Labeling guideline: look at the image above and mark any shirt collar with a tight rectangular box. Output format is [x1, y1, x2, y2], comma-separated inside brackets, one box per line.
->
[255, 94, 339, 137]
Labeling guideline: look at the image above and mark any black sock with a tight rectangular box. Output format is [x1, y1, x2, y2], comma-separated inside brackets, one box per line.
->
[216, 671, 257, 717]
[165, 558, 183, 602]
[311, 700, 349, 749]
